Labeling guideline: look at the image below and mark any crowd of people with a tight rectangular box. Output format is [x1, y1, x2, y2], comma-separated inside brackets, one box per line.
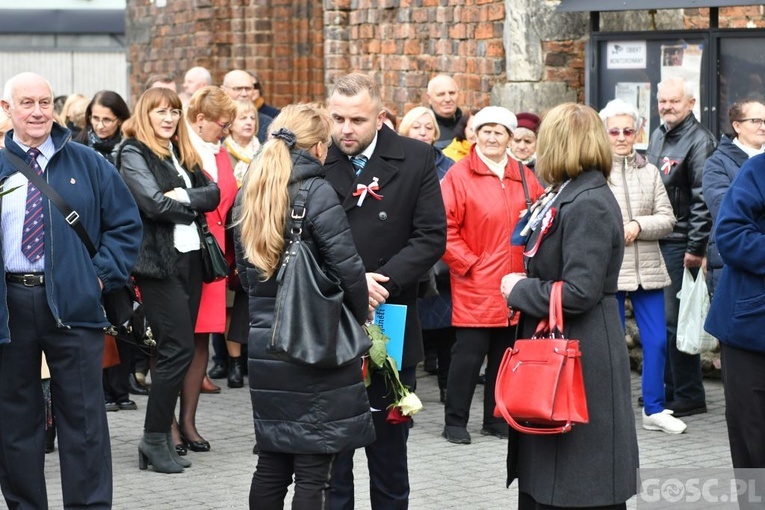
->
[0, 66, 761, 510]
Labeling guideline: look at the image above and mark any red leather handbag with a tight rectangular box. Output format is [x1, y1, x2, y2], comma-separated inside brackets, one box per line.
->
[494, 281, 589, 434]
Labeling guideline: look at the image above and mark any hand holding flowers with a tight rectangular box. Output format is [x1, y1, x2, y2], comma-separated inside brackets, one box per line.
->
[363, 323, 423, 424]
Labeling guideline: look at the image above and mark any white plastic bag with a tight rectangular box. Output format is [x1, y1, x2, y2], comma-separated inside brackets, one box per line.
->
[676, 267, 718, 355]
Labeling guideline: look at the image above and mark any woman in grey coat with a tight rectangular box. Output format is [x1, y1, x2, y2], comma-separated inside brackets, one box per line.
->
[500, 103, 639, 509]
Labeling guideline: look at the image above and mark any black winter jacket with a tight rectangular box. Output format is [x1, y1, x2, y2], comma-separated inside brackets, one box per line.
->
[702, 135, 749, 294]
[646, 113, 716, 255]
[235, 150, 374, 454]
[116, 138, 220, 278]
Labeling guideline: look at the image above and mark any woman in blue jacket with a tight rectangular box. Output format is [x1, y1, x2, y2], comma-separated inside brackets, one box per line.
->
[702, 99, 765, 294]
[706, 151, 765, 471]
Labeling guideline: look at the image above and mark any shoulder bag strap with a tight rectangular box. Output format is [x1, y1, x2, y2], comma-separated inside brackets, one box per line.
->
[276, 177, 319, 283]
[517, 159, 531, 210]
[2, 149, 97, 258]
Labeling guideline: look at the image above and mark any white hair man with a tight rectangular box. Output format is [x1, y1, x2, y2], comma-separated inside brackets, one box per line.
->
[0, 72, 142, 508]
[645, 76, 716, 419]
[426, 74, 462, 150]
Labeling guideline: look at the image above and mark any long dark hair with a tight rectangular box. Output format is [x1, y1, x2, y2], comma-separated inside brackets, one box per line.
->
[76, 90, 131, 143]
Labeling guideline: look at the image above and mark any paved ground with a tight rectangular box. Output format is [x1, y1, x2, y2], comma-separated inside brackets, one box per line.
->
[41, 366, 730, 509]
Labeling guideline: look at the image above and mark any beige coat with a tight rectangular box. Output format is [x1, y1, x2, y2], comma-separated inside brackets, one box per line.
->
[609, 152, 675, 291]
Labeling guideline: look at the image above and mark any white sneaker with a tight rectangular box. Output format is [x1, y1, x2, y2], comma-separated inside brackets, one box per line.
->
[643, 409, 687, 434]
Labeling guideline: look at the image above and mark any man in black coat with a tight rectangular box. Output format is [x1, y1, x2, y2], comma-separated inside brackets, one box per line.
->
[324, 73, 446, 509]
[646, 77, 716, 418]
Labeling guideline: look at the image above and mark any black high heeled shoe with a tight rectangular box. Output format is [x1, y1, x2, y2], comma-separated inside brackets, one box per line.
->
[180, 431, 211, 452]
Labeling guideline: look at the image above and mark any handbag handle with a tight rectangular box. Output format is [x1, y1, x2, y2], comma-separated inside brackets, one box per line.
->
[549, 281, 564, 333]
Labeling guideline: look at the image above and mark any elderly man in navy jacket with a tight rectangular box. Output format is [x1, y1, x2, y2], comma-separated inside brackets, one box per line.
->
[324, 73, 446, 509]
[0, 72, 142, 509]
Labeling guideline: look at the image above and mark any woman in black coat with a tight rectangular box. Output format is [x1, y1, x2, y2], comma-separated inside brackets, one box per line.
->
[117, 87, 220, 474]
[235, 104, 374, 510]
[500, 103, 639, 509]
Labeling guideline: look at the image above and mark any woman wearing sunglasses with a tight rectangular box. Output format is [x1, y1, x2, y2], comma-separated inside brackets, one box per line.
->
[599, 99, 685, 434]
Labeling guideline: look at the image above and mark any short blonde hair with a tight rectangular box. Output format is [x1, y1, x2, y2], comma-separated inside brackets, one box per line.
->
[536, 103, 612, 185]
[186, 86, 237, 123]
[397, 106, 440, 142]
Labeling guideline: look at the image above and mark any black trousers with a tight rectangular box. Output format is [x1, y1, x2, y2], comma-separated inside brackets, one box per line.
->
[328, 366, 416, 510]
[0, 282, 111, 509]
[518, 492, 626, 510]
[136, 250, 203, 432]
[422, 327, 455, 390]
[721, 343, 765, 468]
[103, 337, 133, 402]
[250, 450, 335, 510]
[445, 326, 515, 429]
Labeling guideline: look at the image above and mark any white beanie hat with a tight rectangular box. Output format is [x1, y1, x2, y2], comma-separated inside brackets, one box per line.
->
[472, 106, 517, 134]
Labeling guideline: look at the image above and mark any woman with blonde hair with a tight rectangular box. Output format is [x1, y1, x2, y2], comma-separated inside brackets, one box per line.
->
[212, 98, 262, 389]
[116, 87, 220, 473]
[398, 106, 454, 178]
[174, 86, 237, 454]
[500, 103, 639, 509]
[235, 103, 374, 509]
[59, 93, 89, 139]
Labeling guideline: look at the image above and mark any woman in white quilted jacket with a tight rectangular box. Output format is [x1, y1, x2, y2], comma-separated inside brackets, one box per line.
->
[600, 99, 685, 435]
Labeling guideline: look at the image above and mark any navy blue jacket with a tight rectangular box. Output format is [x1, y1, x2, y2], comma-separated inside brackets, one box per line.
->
[0, 123, 142, 342]
[705, 153, 765, 353]
[702, 135, 749, 294]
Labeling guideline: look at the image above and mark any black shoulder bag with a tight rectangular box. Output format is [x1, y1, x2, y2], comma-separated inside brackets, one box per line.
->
[2, 150, 156, 354]
[269, 178, 372, 368]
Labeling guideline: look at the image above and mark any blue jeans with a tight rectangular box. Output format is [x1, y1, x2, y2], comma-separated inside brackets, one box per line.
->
[660, 241, 706, 404]
[617, 288, 667, 415]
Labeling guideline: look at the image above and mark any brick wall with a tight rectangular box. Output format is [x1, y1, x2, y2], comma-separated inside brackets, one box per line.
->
[685, 5, 765, 28]
[323, 0, 506, 118]
[542, 40, 587, 103]
[125, 0, 323, 107]
[126, 0, 505, 114]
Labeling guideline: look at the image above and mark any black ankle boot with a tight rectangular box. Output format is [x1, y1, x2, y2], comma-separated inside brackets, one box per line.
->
[138, 431, 184, 473]
[228, 356, 244, 388]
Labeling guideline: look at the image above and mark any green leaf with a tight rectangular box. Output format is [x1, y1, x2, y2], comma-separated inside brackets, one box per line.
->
[0, 185, 21, 196]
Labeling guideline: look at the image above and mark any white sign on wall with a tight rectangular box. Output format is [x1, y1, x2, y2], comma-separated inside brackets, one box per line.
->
[606, 41, 647, 70]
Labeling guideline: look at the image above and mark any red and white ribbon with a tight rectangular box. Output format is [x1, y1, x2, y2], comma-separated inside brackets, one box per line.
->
[661, 157, 679, 175]
[353, 177, 383, 207]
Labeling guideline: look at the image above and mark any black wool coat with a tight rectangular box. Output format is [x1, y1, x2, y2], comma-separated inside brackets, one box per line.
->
[324, 124, 447, 369]
[506, 170, 639, 507]
[236, 150, 375, 454]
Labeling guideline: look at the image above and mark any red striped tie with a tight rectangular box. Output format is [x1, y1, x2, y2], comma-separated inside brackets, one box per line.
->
[22, 148, 44, 261]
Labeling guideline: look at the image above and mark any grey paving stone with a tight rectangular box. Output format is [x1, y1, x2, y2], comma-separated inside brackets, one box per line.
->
[36, 365, 728, 509]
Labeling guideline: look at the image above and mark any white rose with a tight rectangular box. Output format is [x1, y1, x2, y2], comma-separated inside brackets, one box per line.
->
[398, 392, 423, 416]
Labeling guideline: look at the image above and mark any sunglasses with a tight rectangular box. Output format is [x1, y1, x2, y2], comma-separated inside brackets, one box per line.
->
[607, 127, 636, 137]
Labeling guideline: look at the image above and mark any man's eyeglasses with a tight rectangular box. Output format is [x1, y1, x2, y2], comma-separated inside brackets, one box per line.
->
[737, 118, 765, 126]
[607, 127, 636, 137]
[153, 108, 182, 119]
[91, 116, 117, 128]
[226, 85, 254, 93]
